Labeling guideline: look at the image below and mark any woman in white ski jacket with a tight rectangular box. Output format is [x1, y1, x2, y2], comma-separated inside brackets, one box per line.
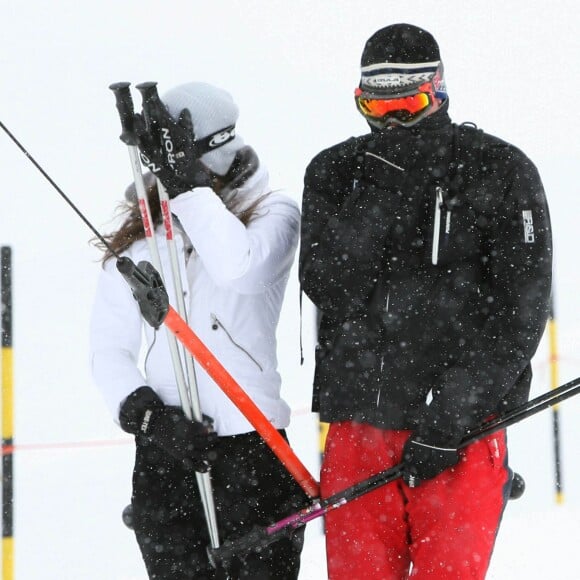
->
[90, 82, 305, 579]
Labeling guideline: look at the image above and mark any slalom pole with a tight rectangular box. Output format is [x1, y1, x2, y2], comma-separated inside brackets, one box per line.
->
[547, 296, 564, 504]
[318, 418, 329, 533]
[109, 83, 221, 551]
[1, 246, 14, 580]
[0, 118, 319, 497]
[318, 421, 329, 469]
[207, 375, 580, 565]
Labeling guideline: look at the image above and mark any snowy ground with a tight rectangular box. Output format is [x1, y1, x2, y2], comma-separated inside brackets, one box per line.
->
[2, 1, 580, 578]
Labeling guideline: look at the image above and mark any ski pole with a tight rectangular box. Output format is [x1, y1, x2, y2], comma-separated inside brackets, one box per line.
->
[109, 83, 194, 415]
[207, 375, 580, 565]
[109, 82, 222, 551]
[116, 257, 320, 499]
[0, 120, 319, 499]
[135, 81, 200, 418]
[134, 80, 225, 517]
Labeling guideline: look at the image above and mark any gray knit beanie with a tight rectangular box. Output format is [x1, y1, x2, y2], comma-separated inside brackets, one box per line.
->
[161, 82, 245, 176]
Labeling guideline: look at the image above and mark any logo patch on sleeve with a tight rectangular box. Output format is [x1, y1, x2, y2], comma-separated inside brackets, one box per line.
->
[522, 210, 535, 243]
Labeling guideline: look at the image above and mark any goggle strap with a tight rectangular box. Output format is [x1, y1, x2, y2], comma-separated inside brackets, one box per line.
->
[194, 124, 236, 157]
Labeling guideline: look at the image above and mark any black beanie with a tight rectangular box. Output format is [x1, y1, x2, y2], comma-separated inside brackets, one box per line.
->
[359, 23, 445, 98]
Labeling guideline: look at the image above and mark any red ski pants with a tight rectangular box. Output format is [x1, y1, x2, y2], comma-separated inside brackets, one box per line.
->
[321, 422, 511, 580]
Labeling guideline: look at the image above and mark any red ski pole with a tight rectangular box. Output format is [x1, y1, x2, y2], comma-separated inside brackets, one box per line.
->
[164, 306, 319, 498]
[0, 121, 320, 499]
[117, 257, 320, 499]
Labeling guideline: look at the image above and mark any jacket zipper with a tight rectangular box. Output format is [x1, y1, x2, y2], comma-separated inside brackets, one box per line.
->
[365, 151, 405, 172]
[375, 288, 390, 409]
[376, 355, 385, 408]
[432, 186, 444, 265]
[431, 186, 453, 265]
[210, 313, 263, 372]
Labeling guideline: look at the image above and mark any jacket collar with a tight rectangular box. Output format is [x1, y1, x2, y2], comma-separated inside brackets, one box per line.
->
[234, 163, 269, 200]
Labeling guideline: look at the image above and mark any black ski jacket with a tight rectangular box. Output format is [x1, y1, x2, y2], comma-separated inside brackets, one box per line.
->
[299, 108, 552, 441]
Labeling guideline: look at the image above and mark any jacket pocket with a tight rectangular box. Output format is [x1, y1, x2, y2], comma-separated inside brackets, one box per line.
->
[430, 195, 484, 267]
[210, 313, 263, 372]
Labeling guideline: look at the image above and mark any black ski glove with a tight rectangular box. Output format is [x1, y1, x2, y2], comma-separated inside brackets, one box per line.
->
[135, 105, 212, 198]
[401, 427, 460, 488]
[119, 386, 218, 472]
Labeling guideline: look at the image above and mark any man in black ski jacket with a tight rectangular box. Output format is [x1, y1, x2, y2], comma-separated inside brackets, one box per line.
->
[299, 23, 552, 580]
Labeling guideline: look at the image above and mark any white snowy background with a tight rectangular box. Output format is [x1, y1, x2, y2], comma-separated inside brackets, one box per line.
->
[1, 1, 579, 578]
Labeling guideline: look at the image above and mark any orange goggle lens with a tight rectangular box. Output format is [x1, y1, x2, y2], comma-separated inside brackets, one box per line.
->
[355, 88, 431, 119]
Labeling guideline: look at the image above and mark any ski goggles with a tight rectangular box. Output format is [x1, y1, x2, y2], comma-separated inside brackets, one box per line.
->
[354, 83, 435, 122]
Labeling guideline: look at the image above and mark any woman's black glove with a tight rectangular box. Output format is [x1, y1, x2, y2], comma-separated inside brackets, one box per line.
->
[401, 427, 460, 487]
[135, 103, 212, 198]
[119, 386, 218, 472]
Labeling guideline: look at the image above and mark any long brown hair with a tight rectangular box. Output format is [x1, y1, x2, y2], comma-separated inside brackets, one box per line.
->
[95, 180, 268, 264]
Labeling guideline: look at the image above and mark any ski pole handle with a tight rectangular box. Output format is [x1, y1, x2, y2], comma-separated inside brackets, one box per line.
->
[136, 82, 172, 159]
[136, 81, 162, 128]
[109, 82, 137, 146]
[207, 525, 279, 569]
[116, 256, 148, 285]
[116, 258, 169, 329]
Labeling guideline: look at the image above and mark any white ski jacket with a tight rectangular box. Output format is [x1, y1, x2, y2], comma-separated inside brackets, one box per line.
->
[90, 167, 300, 436]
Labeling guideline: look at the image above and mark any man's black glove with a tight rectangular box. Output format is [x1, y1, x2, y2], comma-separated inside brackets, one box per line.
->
[119, 386, 218, 472]
[401, 427, 460, 488]
[135, 103, 212, 198]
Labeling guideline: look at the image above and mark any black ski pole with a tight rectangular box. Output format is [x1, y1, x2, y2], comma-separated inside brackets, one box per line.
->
[207, 375, 580, 566]
[0, 121, 116, 253]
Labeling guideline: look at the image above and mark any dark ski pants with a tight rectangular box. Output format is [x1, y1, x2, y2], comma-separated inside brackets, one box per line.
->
[131, 429, 307, 579]
[322, 422, 511, 580]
